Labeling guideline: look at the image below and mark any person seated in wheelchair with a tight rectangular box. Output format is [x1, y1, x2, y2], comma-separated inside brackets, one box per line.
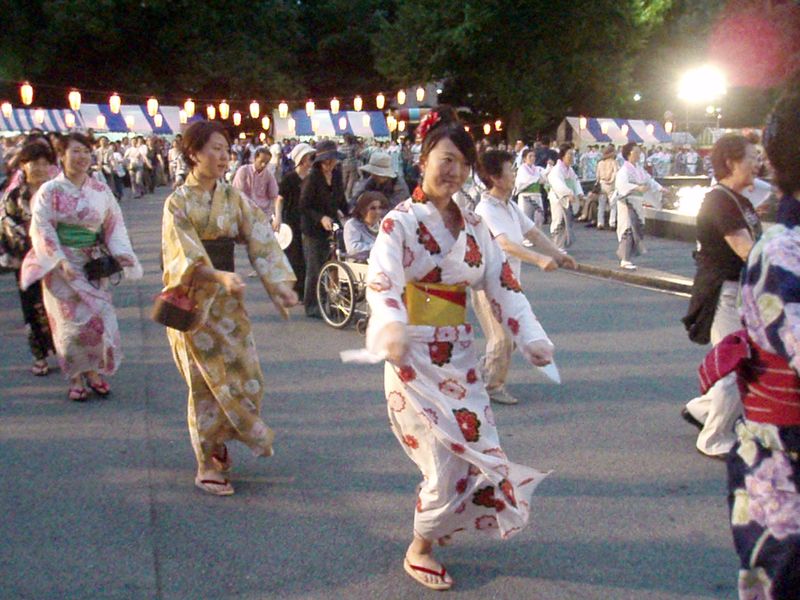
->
[343, 191, 388, 262]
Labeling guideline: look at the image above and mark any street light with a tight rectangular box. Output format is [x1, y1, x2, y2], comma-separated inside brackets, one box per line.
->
[678, 65, 727, 131]
[633, 92, 642, 102]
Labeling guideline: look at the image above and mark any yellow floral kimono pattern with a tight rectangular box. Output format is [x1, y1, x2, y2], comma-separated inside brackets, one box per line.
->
[161, 174, 295, 464]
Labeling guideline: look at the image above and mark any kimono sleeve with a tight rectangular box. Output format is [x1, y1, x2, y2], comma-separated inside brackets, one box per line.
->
[365, 212, 409, 354]
[615, 165, 638, 197]
[547, 167, 573, 200]
[161, 189, 211, 291]
[475, 220, 551, 348]
[102, 191, 142, 279]
[24, 183, 67, 280]
[235, 188, 295, 285]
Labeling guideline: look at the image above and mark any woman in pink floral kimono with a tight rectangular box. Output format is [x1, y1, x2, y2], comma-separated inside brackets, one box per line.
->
[20, 132, 142, 401]
[365, 107, 555, 591]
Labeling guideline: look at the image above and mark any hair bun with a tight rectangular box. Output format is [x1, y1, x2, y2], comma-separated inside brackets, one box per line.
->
[433, 105, 459, 126]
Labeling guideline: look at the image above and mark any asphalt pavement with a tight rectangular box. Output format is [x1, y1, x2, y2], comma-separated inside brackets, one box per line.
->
[0, 188, 735, 600]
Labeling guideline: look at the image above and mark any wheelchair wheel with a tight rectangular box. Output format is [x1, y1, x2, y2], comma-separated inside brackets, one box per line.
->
[317, 261, 357, 329]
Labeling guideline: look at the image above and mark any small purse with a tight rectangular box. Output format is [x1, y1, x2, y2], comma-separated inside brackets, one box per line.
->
[151, 287, 198, 331]
[84, 253, 123, 281]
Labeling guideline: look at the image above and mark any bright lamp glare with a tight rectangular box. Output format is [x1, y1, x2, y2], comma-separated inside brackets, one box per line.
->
[678, 65, 727, 103]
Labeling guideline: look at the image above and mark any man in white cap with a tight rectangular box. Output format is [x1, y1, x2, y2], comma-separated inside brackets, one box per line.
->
[350, 150, 410, 208]
[277, 142, 316, 300]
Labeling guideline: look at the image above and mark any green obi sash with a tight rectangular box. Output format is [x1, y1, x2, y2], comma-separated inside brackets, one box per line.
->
[519, 182, 541, 194]
[56, 223, 99, 248]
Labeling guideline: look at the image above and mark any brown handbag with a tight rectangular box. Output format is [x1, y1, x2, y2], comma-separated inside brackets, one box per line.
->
[151, 286, 198, 332]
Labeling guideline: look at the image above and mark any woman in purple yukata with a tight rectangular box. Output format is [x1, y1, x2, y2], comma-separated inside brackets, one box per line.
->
[365, 106, 555, 590]
[20, 132, 142, 401]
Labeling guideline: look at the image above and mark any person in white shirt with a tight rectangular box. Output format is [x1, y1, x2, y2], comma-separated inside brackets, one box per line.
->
[123, 137, 145, 198]
[473, 150, 576, 405]
[685, 148, 700, 175]
[546, 143, 583, 250]
[614, 142, 663, 269]
[514, 148, 548, 230]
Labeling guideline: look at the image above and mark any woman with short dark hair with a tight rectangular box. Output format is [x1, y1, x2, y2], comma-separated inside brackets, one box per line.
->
[546, 142, 582, 250]
[343, 191, 388, 260]
[0, 142, 57, 375]
[161, 121, 297, 496]
[363, 106, 555, 590]
[20, 132, 142, 401]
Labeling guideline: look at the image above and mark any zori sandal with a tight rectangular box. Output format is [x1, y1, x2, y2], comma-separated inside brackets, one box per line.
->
[194, 476, 234, 496]
[403, 558, 453, 591]
[31, 360, 49, 376]
[86, 378, 111, 396]
[211, 445, 232, 473]
[68, 386, 88, 402]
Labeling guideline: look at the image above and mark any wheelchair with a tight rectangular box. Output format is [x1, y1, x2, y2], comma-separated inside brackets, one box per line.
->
[315, 224, 370, 333]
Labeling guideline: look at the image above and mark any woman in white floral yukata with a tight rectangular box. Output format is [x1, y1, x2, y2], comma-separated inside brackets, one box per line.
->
[160, 121, 297, 497]
[365, 106, 555, 590]
[20, 132, 142, 401]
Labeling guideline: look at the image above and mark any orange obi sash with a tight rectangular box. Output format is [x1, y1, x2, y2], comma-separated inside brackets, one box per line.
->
[405, 282, 467, 327]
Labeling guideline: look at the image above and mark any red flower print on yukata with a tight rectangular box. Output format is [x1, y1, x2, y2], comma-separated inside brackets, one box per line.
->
[451, 442, 466, 454]
[464, 234, 482, 268]
[453, 408, 481, 442]
[387, 391, 406, 412]
[79, 315, 105, 346]
[499, 479, 518, 508]
[398, 365, 416, 382]
[484, 447, 507, 460]
[464, 323, 472, 334]
[468, 464, 481, 477]
[368, 272, 391, 292]
[417, 222, 441, 255]
[433, 326, 459, 343]
[465, 211, 482, 226]
[428, 341, 454, 366]
[412, 186, 427, 203]
[402, 244, 414, 267]
[439, 378, 466, 400]
[54, 190, 78, 214]
[422, 408, 439, 426]
[403, 434, 419, 449]
[507, 317, 520, 336]
[419, 266, 442, 283]
[385, 298, 401, 310]
[381, 217, 395, 235]
[466, 369, 478, 384]
[500, 261, 523, 292]
[456, 477, 469, 494]
[455, 501, 467, 514]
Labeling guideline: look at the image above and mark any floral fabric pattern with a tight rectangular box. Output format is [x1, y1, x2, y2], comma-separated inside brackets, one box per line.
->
[19, 174, 141, 377]
[162, 174, 294, 465]
[366, 194, 551, 542]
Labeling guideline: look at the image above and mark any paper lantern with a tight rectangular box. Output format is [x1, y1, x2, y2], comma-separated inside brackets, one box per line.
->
[287, 117, 296, 133]
[1, 102, 11, 119]
[249, 101, 259, 119]
[311, 117, 319, 132]
[278, 101, 288, 119]
[147, 97, 159, 117]
[233, 112, 242, 126]
[262, 116, 270, 130]
[579, 116, 587, 130]
[600, 121, 609, 135]
[179, 110, 187, 124]
[362, 114, 370, 127]
[154, 114, 163, 128]
[125, 115, 135, 129]
[239, 132, 246, 140]
[353, 96, 363, 112]
[376, 93, 385, 110]
[109, 93, 121, 114]
[33, 108, 45, 124]
[621, 123, 629, 136]
[206, 105, 216, 120]
[330, 98, 340, 114]
[20, 83, 33, 106]
[665, 120, 674, 134]
[397, 90, 406, 105]
[646, 123, 655, 135]
[305, 100, 315, 117]
[68, 90, 81, 111]
[184, 98, 195, 118]
[464, 125, 470, 132]
[218, 100, 229, 120]
[259, 132, 266, 142]
[416, 86, 425, 102]
[65, 112, 76, 128]
[483, 123, 491, 135]
[398, 120, 406, 132]
[96, 114, 107, 129]
[339, 116, 347, 130]
[386, 115, 397, 131]
[494, 119, 502, 131]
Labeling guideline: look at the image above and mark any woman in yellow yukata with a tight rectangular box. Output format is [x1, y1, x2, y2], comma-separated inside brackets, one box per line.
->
[365, 107, 555, 590]
[160, 121, 298, 496]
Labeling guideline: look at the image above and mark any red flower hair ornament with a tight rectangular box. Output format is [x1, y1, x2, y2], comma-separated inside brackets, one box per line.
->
[416, 110, 441, 141]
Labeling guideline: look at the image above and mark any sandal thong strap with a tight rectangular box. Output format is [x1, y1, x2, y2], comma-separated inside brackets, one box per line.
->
[407, 563, 447, 578]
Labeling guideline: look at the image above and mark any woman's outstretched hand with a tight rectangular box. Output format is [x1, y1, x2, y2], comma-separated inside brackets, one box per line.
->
[382, 321, 409, 365]
[522, 340, 554, 367]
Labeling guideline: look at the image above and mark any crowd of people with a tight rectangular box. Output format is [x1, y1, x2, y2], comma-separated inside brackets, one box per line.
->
[1, 90, 798, 596]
